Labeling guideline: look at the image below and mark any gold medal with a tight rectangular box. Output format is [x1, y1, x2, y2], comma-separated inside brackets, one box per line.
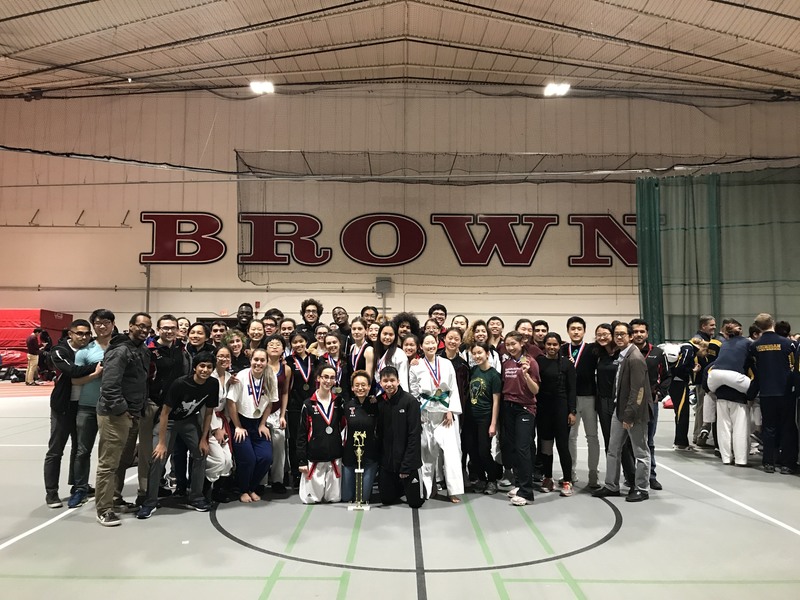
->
[253, 408, 261, 418]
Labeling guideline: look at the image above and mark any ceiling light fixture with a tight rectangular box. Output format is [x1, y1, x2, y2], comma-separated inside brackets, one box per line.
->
[543, 82, 570, 97]
[250, 32, 274, 95]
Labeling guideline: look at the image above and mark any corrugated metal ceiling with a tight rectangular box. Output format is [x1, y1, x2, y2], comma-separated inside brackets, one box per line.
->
[0, 0, 798, 101]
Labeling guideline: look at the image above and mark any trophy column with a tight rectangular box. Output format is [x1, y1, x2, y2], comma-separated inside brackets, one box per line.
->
[348, 430, 370, 511]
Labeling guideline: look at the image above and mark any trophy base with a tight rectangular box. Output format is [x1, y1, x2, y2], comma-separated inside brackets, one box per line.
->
[348, 503, 371, 511]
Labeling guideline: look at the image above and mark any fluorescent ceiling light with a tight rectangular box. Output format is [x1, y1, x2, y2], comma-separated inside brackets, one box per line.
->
[250, 80, 275, 94]
[543, 82, 570, 97]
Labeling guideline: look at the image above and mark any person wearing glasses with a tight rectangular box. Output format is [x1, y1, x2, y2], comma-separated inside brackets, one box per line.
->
[593, 322, 652, 502]
[67, 309, 115, 509]
[95, 313, 152, 526]
[43, 318, 101, 509]
[297, 364, 346, 504]
[142, 315, 190, 504]
[296, 298, 324, 344]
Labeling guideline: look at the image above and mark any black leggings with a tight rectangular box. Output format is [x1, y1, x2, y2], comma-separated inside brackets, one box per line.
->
[535, 400, 572, 482]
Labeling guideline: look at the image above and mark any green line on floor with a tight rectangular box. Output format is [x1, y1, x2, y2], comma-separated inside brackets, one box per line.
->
[558, 562, 587, 600]
[284, 505, 314, 553]
[336, 570, 351, 600]
[516, 506, 555, 555]
[345, 510, 363, 563]
[491, 572, 511, 600]
[258, 561, 285, 600]
[464, 495, 495, 565]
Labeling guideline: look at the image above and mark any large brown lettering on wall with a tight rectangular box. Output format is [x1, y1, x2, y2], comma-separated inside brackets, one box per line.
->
[141, 211, 638, 267]
[431, 214, 559, 266]
[238, 213, 332, 265]
[139, 212, 226, 264]
[340, 214, 427, 266]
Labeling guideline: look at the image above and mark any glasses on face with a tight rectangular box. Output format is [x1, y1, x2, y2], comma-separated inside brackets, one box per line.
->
[305, 309, 318, 314]
[596, 332, 611, 338]
[159, 326, 177, 331]
[431, 311, 446, 317]
[614, 332, 629, 338]
[93, 320, 112, 328]
[70, 330, 91, 337]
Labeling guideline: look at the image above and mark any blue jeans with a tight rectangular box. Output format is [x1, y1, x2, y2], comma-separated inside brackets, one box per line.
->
[341, 459, 378, 503]
[73, 406, 98, 492]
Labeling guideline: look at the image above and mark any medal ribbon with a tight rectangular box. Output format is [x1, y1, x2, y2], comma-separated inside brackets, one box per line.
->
[571, 342, 586, 368]
[422, 356, 441, 389]
[315, 394, 335, 426]
[249, 371, 265, 409]
[327, 354, 342, 385]
[350, 342, 366, 370]
[293, 353, 311, 384]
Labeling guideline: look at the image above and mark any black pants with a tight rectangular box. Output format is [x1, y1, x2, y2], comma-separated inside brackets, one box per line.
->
[44, 403, 79, 495]
[536, 401, 572, 482]
[466, 414, 499, 482]
[597, 395, 615, 452]
[501, 401, 535, 500]
[670, 378, 691, 447]
[761, 394, 799, 468]
[286, 409, 302, 478]
[379, 470, 425, 508]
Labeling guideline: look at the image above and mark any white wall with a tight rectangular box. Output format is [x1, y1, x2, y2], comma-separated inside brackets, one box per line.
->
[1, 87, 798, 335]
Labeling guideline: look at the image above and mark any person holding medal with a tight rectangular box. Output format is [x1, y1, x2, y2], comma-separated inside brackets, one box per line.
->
[227, 348, 277, 503]
[341, 370, 379, 503]
[261, 335, 290, 494]
[296, 364, 346, 504]
[410, 333, 465, 503]
[286, 331, 318, 487]
[322, 332, 352, 400]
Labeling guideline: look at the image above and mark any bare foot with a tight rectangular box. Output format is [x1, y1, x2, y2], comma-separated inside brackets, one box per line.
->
[249, 491, 261, 502]
[240, 493, 253, 503]
[450, 496, 461, 504]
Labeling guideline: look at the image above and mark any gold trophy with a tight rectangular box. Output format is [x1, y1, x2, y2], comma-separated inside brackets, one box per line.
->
[348, 430, 370, 511]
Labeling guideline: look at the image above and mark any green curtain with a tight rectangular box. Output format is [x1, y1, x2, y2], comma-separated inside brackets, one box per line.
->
[637, 167, 800, 341]
[635, 178, 665, 344]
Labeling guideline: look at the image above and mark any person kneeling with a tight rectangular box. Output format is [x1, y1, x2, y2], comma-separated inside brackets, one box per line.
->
[137, 352, 216, 518]
[297, 364, 345, 504]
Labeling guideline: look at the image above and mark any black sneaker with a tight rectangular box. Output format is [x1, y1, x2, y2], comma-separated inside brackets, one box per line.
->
[271, 482, 287, 494]
[96, 510, 121, 527]
[46, 493, 63, 509]
[67, 490, 87, 509]
[779, 466, 795, 475]
[136, 505, 157, 519]
[157, 486, 173, 498]
[113, 499, 138, 513]
[763, 464, 776, 474]
[87, 485, 96, 497]
[188, 497, 212, 512]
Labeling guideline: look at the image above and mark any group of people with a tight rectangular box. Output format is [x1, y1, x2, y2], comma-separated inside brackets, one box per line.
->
[40, 299, 799, 527]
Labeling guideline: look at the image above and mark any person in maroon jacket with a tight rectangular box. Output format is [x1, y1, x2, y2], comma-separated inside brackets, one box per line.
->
[26, 327, 44, 385]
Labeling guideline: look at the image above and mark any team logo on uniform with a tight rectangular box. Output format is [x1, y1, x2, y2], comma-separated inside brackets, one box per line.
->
[349, 407, 356, 417]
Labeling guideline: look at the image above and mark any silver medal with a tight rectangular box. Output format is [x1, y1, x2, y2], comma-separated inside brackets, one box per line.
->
[325, 426, 333, 434]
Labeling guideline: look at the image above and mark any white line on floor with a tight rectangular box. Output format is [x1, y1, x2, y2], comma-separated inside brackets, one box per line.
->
[0, 444, 49, 447]
[659, 463, 800, 537]
[0, 473, 138, 552]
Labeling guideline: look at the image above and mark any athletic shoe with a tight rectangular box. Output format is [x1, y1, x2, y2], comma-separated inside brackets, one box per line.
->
[540, 478, 555, 493]
[779, 466, 795, 475]
[649, 478, 663, 491]
[673, 444, 696, 452]
[45, 493, 63, 509]
[483, 482, 498, 495]
[87, 485, 95, 497]
[136, 505, 157, 519]
[697, 428, 710, 446]
[67, 490, 87, 509]
[472, 480, 487, 493]
[96, 510, 121, 527]
[560, 482, 574, 497]
[763, 464, 776, 473]
[271, 482, 287, 494]
[114, 499, 138, 513]
[188, 497, 212, 512]
[506, 487, 519, 498]
[497, 478, 513, 488]
[157, 486, 173, 498]
[510, 495, 528, 506]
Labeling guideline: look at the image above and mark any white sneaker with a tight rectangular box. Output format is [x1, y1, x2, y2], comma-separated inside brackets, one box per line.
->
[510, 495, 528, 506]
[497, 478, 513, 488]
[506, 487, 519, 498]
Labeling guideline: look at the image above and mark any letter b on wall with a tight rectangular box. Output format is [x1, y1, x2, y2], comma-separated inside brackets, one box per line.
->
[140, 212, 226, 264]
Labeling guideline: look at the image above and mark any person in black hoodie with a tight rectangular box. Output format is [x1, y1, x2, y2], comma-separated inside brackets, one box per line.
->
[43, 319, 100, 508]
[377, 366, 424, 508]
[95, 313, 152, 527]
